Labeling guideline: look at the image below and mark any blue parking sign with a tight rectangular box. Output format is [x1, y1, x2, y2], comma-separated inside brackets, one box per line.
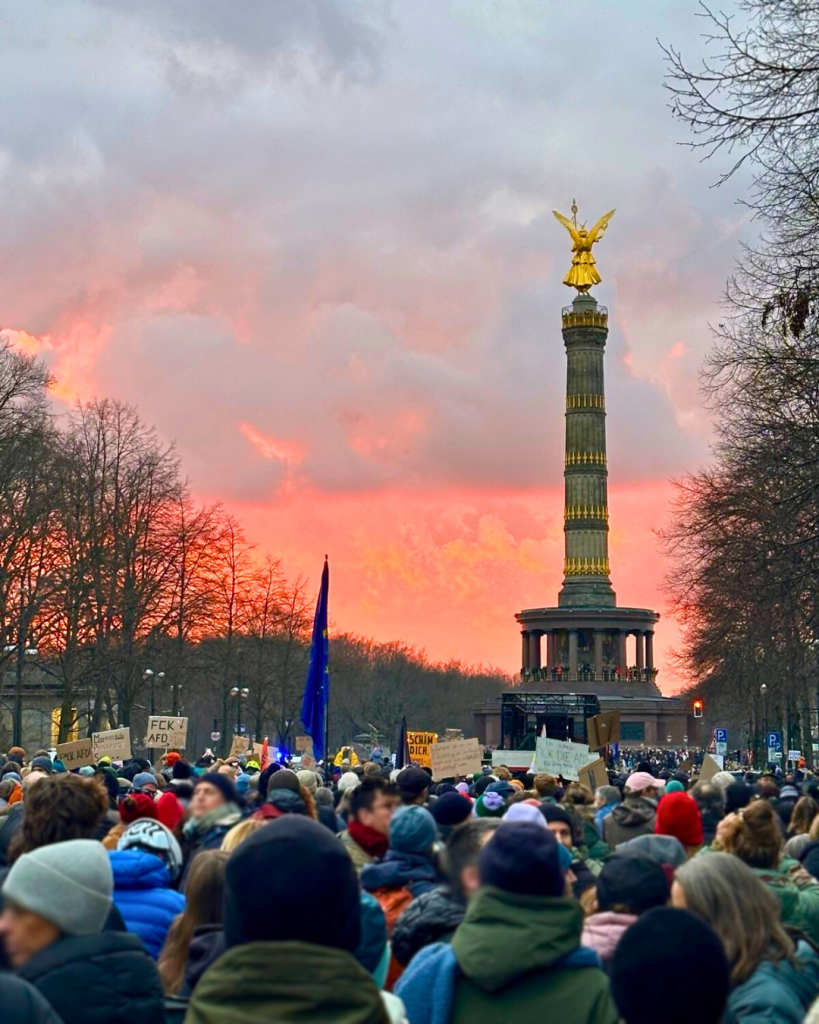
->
[715, 728, 727, 743]
[767, 731, 782, 750]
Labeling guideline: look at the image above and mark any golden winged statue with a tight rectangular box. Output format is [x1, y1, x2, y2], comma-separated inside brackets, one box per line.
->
[553, 202, 616, 293]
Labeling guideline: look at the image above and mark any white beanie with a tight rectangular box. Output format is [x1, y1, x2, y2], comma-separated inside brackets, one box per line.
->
[4, 839, 113, 936]
[337, 771, 361, 794]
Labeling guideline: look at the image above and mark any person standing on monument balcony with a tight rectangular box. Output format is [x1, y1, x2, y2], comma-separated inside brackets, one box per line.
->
[603, 773, 659, 850]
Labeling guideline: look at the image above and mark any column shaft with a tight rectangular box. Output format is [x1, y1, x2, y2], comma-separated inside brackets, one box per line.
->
[594, 630, 604, 679]
[529, 631, 541, 673]
[569, 630, 578, 680]
[521, 631, 530, 673]
[636, 631, 645, 672]
[646, 632, 655, 672]
[618, 631, 627, 674]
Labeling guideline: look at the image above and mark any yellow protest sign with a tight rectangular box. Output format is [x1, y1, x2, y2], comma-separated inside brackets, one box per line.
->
[407, 731, 438, 769]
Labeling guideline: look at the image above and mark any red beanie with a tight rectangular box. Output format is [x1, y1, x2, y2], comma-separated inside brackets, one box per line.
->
[655, 791, 703, 847]
[164, 751, 182, 766]
[119, 792, 158, 825]
[156, 790, 184, 832]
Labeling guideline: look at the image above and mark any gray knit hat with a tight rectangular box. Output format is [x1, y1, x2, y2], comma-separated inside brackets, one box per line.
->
[3, 839, 113, 936]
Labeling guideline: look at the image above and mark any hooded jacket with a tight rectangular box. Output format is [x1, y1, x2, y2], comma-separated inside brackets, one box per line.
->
[184, 940, 394, 1023]
[726, 940, 819, 1024]
[396, 887, 616, 1024]
[580, 911, 637, 967]
[392, 885, 466, 968]
[751, 858, 819, 947]
[603, 796, 656, 849]
[18, 931, 165, 1024]
[360, 849, 440, 901]
[110, 849, 186, 959]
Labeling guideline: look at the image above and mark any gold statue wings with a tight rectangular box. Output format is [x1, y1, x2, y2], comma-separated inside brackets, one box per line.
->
[552, 208, 616, 247]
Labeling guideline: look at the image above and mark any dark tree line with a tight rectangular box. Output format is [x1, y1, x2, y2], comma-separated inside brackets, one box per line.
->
[660, 0, 819, 763]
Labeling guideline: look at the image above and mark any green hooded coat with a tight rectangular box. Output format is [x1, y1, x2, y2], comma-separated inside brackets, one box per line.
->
[448, 888, 618, 1024]
[752, 858, 819, 947]
[184, 941, 390, 1024]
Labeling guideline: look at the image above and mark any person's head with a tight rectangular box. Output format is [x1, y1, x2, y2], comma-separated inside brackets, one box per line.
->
[444, 819, 499, 898]
[13, 774, 108, 859]
[624, 772, 659, 801]
[223, 816, 361, 951]
[117, 819, 183, 881]
[348, 777, 399, 835]
[656, 791, 704, 856]
[157, 849, 230, 994]
[0, 840, 112, 967]
[595, 853, 669, 916]
[611, 907, 730, 1024]
[594, 785, 621, 810]
[479, 822, 566, 897]
[220, 818, 267, 853]
[756, 776, 780, 800]
[788, 795, 819, 837]
[724, 781, 753, 815]
[673, 852, 794, 984]
[562, 782, 594, 811]
[532, 773, 557, 798]
[431, 792, 473, 837]
[189, 772, 237, 818]
[132, 771, 158, 795]
[397, 766, 430, 806]
[718, 800, 782, 868]
[118, 791, 158, 825]
[540, 804, 575, 848]
[389, 805, 437, 856]
[690, 782, 724, 822]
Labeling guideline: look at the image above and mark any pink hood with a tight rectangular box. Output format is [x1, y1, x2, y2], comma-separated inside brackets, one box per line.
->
[581, 911, 637, 962]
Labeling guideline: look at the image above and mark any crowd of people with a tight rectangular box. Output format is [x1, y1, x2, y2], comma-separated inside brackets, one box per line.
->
[2, 745, 819, 1022]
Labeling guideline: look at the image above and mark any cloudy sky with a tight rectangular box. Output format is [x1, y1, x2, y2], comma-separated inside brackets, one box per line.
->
[0, 1, 752, 691]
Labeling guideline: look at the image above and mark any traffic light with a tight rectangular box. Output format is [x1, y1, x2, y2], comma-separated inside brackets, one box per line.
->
[693, 700, 704, 719]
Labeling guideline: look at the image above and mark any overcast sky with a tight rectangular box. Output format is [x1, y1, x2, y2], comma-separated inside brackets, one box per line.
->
[0, 1, 753, 690]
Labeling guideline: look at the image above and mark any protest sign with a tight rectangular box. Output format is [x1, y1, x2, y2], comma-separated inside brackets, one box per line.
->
[229, 734, 251, 758]
[92, 727, 131, 762]
[578, 757, 609, 792]
[678, 758, 693, 773]
[145, 715, 188, 749]
[55, 737, 95, 769]
[587, 711, 621, 749]
[533, 735, 597, 781]
[430, 737, 482, 779]
[300, 754, 316, 770]
[295, 735, 313, 753]
[698, 753, 723, 782]
[407, 730, 438, 769]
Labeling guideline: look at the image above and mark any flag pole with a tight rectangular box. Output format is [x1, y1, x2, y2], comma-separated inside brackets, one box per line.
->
[324, 554, 330, 785]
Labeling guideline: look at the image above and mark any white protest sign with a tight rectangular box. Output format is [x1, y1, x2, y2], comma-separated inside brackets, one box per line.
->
[430, 737, 482, 779]
[92, 727, 131, 762]
[145, 715, 188, 749]
[533, 736, 597, 781]
[55, 737, 95, 769]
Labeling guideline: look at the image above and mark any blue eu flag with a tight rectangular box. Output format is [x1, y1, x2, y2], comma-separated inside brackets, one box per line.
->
[301, 557, 329, 761]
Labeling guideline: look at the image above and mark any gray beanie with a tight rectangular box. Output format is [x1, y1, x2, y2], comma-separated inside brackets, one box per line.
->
[296, 769, 319, 794]
[3, 839, 113, 936]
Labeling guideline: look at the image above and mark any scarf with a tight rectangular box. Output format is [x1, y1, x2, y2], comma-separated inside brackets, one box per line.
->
[348, 819, 389, 859]
[183, 803, 242, 841]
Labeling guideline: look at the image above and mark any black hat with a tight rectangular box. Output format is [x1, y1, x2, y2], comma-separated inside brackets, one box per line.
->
[171, 760, 193, 780]
[540, 804, 574, 829]
[398, 767, 430, 799]
[473, 775, 493, 796]
[724, 782, 753, 815]
[479, 822, 565, 897]
[224, 817, 361, 951]
[611, 907, 729, 1024]
[799, 840, 819, 879]
[597, 854, 669, 915]
[431, 792, 472, 828]
[196, 772, 238, 807]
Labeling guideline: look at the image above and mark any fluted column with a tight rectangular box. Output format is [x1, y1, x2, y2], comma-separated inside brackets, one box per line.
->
[646, 631, 655, 672]
[635, 631, 645, 673]
[529, 631, 541, 673]
[521, 631, 530, 673]
[618, 631, 627, 675]
[594, 630, 604, 679]
[569, 630, 578, 680]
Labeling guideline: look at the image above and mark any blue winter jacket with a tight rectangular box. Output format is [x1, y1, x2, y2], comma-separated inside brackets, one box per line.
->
[726, 941, 819, 1024]
[109, 849, 186, 960]
[360, 849, 441, 899]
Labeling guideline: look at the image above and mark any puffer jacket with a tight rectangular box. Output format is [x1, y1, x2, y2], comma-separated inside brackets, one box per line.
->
[360, 850, 441, 902]
[110, 849, 186, 958]
[581, 911, 636, 967]
[603, 797, 656, 849]
[18, 932, 165, 1024]
[0, 974, 63, 1024]
[392, 885, 466, 967]
[726, 940, 819, 1024]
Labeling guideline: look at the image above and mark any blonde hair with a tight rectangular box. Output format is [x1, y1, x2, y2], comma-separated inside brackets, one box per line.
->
[220, 818, 267, 853]
[719, 800, 782, 868]
[788, 796, 819, 837]
[676, 853, 794, 984]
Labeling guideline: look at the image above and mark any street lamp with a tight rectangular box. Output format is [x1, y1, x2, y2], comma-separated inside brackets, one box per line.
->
[229, 686, 250, 736]
[760, 683, 769, 765]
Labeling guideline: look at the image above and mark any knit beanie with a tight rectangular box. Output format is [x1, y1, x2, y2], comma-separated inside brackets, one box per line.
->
[132, 771, 158, 789]
[540, 804, 575, 829]
[480, 822, 565, 897]
[597, 853, 669, 914]
[724, 782, 753, 815]
[473, 775, 494, 796]
[119, 792, 158, 824]
[78, 765, 95, 777]
[296, 769, 319, 795]
[235, 772, 251, 796]
[224, 816, 360, 951]
[799, 840, 819, 880]
[156, 790, 184, 831]
[389, 805, 437, 854]
[475, 791, 506, 818]
[665, 779, 685, 794]
[30, 756, 54, 774]
[486, 780, 515, 799]
[196, 771, 238, 806]
[337, 771, 361, 795]
[3, 840, 113, 936]
[171, 760, 193, 780]
[611, 907, 729, 1024]
[164, 751, 182, 766]
[397, 766, 430, 800]
[656, 791, 704, 847]
[503, 803, 548, 828]
[431, 792, 472, 828]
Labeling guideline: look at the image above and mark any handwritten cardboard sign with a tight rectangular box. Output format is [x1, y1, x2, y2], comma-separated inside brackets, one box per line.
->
[533, 735, 597, 781]
[578, 757, 609, 792]
[295, 735, 313, 753]
[430, 737, 482, 779]
[587, 711, 621, 749]
[55, 737, 95, 769]
[407, 730, 438, 769]
[145, 715, 188, 749]
[229, 734, 251, 758]
[699, 753, 723, 781]
[92, 727, 131, 762]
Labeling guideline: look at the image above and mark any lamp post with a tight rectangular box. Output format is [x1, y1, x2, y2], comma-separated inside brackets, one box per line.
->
[229, 686, 250, 737]
[761, 683, 769, 766]
[6, 637, 38, 749]
[144, 669, 166, 717]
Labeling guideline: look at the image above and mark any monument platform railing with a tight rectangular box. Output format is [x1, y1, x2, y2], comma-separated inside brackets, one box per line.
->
[520, 666, 659, 685]
[562, 306, 608, 329]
